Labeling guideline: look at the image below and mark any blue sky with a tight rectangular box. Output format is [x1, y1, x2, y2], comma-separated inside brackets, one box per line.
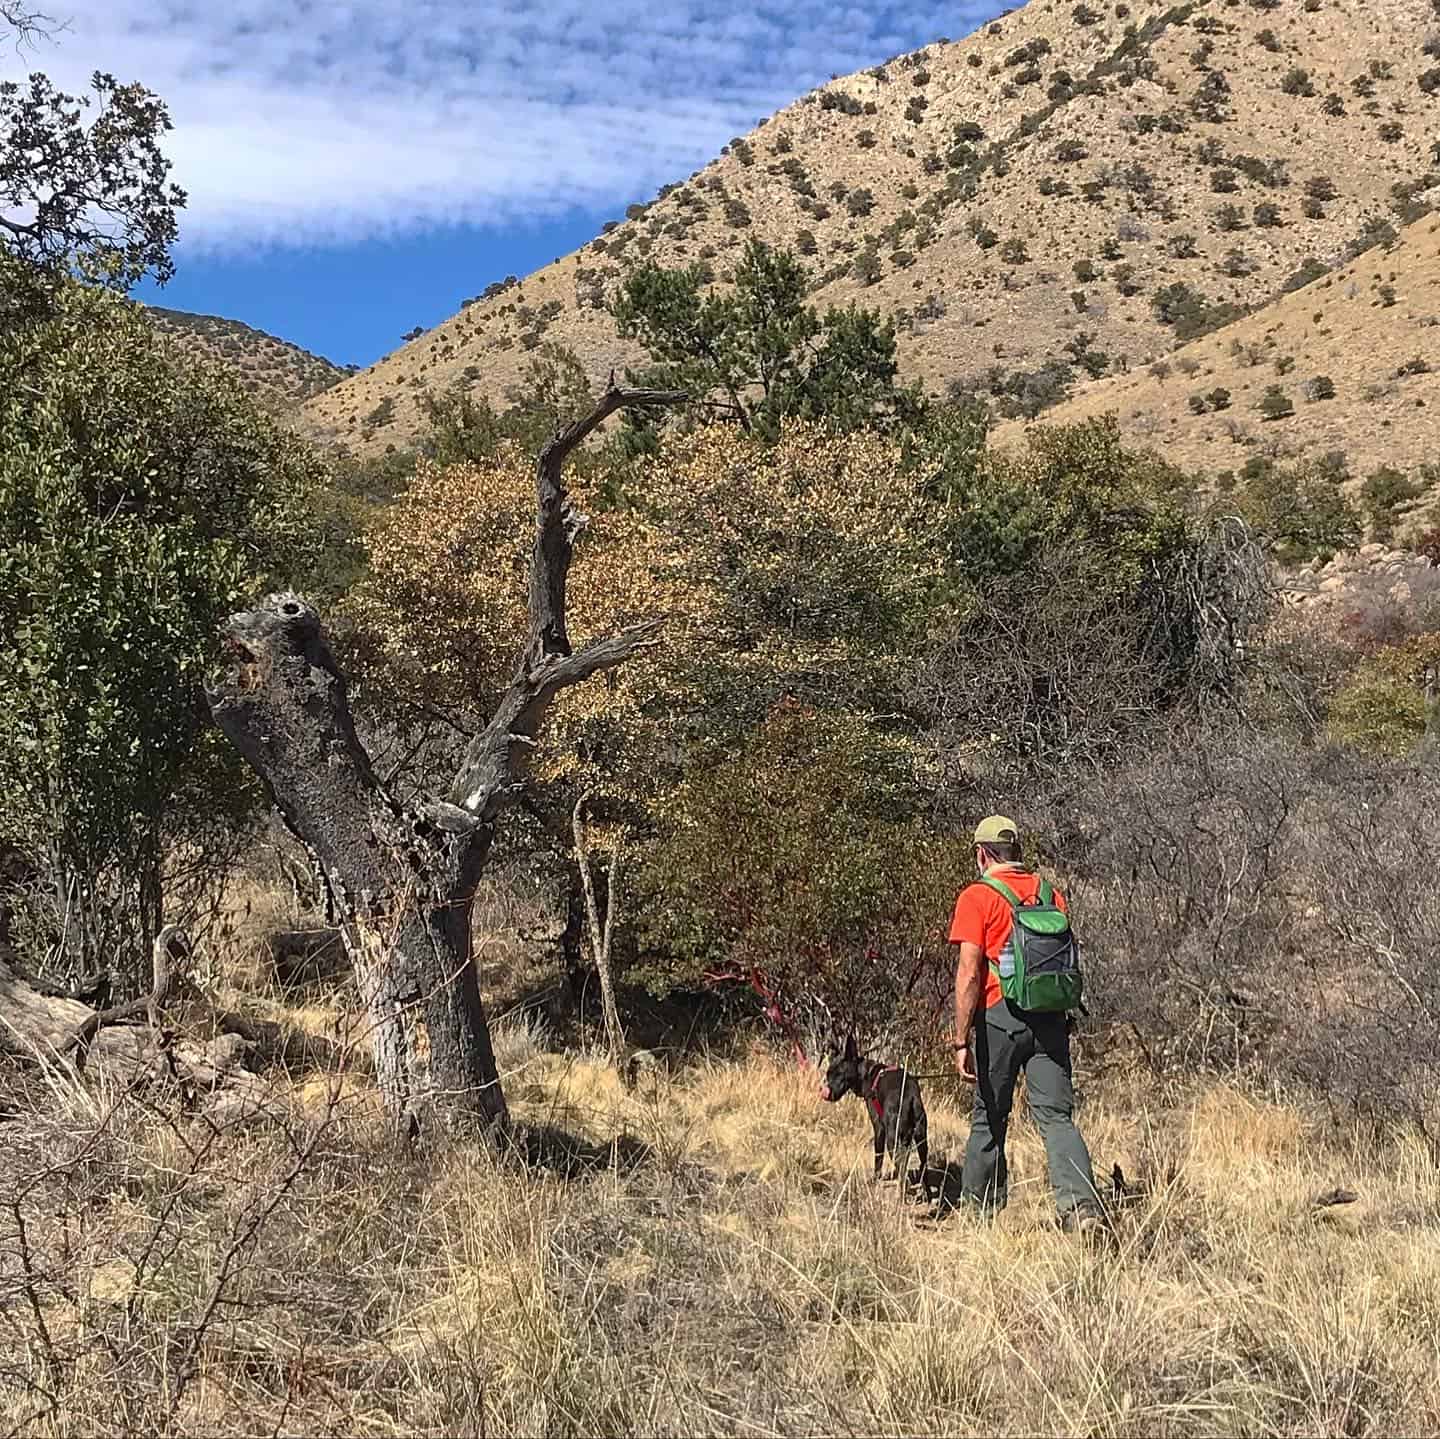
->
[6, 0, 1006, 368]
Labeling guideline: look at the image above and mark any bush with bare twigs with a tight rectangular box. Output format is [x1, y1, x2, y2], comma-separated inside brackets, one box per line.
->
[1032, 734, 1440, 1140]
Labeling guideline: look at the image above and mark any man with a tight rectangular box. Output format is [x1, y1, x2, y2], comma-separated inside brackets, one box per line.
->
[949, 815, 1102, 1230]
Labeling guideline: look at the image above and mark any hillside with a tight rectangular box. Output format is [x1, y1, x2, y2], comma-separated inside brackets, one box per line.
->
[148, 306, 353, 413]
[301, 0, 1440, 463]
[992, 212, 1440, 485]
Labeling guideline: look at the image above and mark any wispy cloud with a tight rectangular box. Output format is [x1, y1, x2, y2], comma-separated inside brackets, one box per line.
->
[2, 0, 1000, 251]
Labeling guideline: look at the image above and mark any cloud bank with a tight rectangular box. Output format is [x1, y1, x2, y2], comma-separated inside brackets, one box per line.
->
[2, 0, 999, 251]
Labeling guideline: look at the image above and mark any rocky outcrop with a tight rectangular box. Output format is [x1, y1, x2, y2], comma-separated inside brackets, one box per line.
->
[1280, 544, 1440, 624]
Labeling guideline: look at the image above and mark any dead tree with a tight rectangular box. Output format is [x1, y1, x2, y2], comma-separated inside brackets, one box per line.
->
[1425, 663, 1438, 752]
[206, 385, 683, 1137]
[572, 794, 625, 1063]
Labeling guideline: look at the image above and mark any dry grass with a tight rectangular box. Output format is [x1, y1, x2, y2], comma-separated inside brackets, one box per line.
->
[299, 0, 1438, 473]
[5, 1006, 1439, 1437]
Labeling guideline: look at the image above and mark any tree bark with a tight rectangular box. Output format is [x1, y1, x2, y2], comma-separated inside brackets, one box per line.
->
[205, 383, 683, 1138]
[210, 610, 502, 1136]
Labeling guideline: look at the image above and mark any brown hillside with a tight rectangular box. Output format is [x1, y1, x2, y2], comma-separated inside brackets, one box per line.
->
[302, 0, 1440, 462]
[148, 307, 353, 413]
[992, 212, 1440, 488]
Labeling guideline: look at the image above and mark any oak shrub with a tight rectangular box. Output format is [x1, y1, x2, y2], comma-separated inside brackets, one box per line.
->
[632, 702, 960, 1053]
[1325, 632, 1440, 756]
[348, 411, 1262, 1054]
[0, 267, 323, 986]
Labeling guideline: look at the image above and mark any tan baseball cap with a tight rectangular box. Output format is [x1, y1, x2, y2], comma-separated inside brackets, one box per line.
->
[973, 814, 1019, 845]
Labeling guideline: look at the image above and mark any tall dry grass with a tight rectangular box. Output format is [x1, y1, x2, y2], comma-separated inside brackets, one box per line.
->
[5, 1018, 1438, 1438]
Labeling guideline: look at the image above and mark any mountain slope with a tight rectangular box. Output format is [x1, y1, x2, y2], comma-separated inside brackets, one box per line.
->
[148, 307, 353, 413]
[991, 212, 1440, 487]
[301, 0, 1440, 463]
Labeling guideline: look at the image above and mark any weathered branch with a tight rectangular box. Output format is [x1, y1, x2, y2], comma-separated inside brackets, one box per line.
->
[1, 944, 275, 1122]
[573, 796, 625, 1063]
[452, 620, 663, 817]
[454, 382, 682, 819]
[528, 383, 685, 665]
[62, 924, 191, 1070]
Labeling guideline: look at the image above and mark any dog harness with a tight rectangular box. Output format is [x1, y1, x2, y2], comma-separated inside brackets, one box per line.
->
[866, 1065, 898, 1120]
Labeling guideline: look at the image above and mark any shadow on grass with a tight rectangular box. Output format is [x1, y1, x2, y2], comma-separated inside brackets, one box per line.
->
[511, 1121, 655, 1180]
[504, 972, 745, 1060]
[906, 1155, 976, 1224]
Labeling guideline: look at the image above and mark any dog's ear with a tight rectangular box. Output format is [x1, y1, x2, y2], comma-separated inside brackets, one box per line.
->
[843, 1031, 857, 1062]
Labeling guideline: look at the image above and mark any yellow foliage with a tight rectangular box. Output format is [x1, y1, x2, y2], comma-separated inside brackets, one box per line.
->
[347, 450, 529, 699]
[344, 443, 706, 800]
[346, 423, 942, 806]
[644, 423, 947, 710]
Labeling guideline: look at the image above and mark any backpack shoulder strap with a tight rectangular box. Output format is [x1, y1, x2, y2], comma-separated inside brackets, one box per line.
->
[1037, 878, 1054, 906]
[979, 875, 1024, 908]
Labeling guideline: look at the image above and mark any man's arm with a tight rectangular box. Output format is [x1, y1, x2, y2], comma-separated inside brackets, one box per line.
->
[953, 941, 985, 1081]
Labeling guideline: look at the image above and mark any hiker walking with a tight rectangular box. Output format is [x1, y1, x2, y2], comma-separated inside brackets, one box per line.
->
[949, 815, 1103, 1231]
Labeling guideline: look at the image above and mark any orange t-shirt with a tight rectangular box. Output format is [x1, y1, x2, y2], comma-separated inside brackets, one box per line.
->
[947, 866, 1069, 1009]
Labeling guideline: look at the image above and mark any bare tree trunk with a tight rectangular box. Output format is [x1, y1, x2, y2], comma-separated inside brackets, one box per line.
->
[1425, 663, 1438, 752]
[520, 792, 598, 1013]
[573, 797, 625, 1063]
[208, 595, 501, 1133]
[206, 384, 682, 1137]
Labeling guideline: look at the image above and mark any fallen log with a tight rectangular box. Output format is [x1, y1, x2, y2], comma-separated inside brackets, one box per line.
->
[62, 923, 191, 1069]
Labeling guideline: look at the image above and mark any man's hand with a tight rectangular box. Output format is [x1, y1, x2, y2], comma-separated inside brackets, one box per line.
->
[953, 1039, 977, 1082]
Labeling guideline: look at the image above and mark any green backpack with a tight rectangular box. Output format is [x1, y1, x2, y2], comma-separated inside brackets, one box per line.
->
[980, 875, 1085, 1014]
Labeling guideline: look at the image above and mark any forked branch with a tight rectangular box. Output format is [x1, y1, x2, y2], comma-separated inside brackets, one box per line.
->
[573, 794, 626, 1063]
[528, 382, 685, 664]
[1, 2, 54, 47]
[453, 383, 683, 819]
[62, 925, 192, 1070]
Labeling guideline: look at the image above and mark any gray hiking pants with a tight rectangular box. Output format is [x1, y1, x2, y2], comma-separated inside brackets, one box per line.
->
[960, 1000, 1099, 1219]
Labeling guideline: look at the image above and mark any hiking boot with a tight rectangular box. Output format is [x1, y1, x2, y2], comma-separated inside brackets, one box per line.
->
[1059, 1209, 1110, 1243]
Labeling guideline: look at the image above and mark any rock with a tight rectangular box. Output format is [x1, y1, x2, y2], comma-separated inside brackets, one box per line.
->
[0, 954, 279, 1120]
[88, 1260, 136, 1304]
